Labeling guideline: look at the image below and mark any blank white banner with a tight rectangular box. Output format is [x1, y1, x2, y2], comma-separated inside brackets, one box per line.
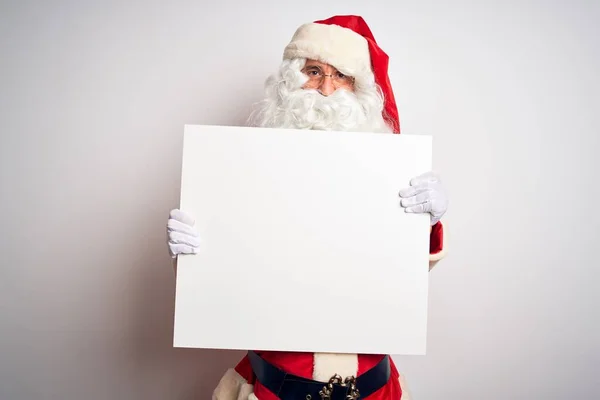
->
[173, 125, 432, 355]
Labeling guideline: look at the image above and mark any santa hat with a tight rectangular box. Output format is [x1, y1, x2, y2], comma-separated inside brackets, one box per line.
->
[283, 15, 400, 133]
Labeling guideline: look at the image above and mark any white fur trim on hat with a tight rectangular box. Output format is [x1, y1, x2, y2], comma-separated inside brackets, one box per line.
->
[283, 23, 374, 83]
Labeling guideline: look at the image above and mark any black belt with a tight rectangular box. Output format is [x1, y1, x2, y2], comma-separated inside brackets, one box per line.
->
[248, 351, 391, 399]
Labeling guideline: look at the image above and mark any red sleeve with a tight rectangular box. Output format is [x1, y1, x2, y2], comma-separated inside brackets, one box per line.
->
[429, 221, 444, 255]
[234, 354, 256, 384]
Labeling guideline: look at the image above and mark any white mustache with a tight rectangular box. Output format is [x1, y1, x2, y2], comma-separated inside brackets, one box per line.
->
[266, 88, 371, 131]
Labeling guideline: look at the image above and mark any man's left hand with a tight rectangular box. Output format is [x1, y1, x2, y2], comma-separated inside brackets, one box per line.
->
[399, 171, 448, 225]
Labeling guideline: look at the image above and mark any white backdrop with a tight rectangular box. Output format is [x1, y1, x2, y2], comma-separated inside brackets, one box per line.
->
[1, 1, 598, 399]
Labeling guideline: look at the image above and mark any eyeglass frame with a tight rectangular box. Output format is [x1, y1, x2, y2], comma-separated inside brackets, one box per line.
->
[301, 65, 356, 87]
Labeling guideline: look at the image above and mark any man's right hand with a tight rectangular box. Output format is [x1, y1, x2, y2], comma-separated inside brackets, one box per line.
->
[167, 209, 201, 258]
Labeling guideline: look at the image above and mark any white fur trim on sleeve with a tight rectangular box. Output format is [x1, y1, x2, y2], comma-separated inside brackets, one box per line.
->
[212, 368, 254, 400]
[429, 220, 448, 264]
[283, 23, 374, 84]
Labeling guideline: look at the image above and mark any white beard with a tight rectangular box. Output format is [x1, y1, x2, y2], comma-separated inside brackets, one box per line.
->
[247, 58, 393, 133]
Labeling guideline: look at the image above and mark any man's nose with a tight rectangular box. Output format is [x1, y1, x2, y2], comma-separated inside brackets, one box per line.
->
[318, 76, 336, 96]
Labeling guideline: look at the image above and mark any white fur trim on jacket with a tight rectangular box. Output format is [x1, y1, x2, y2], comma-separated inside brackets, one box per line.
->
[212, 368, 254, 400]
[399, 374, 413, 400]
[312, 353, 359, 382]
[283, 22, 374, 84]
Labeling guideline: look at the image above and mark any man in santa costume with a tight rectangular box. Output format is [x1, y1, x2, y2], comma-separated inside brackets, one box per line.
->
[167, 15, 448, 400]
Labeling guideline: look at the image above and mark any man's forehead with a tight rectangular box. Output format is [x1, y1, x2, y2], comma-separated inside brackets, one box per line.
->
[304, 59, 342, 71]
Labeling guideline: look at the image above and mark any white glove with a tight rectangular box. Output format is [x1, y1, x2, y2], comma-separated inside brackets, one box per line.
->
[399, 171, 448, 225]
[167, 209, 201, 258]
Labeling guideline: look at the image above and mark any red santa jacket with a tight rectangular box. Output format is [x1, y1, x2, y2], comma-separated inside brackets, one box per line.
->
[212, 222, 446, 400]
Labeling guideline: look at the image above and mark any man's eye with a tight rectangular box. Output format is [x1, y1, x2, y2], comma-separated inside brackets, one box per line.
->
[307, 70, 320, 76]
[337, 72, 347, 79]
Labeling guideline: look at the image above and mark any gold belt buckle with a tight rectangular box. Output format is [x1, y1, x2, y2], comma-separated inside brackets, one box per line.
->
[317, 373, 360, 400]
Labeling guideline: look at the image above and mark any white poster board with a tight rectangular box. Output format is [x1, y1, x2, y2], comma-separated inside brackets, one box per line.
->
[173, 125, 432, 355]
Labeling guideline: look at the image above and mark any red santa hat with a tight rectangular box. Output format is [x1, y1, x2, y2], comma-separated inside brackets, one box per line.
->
[283, 15, 400, 133]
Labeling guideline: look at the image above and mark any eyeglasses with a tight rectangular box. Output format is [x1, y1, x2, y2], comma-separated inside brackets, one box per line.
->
[302, 66, 355, 86]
